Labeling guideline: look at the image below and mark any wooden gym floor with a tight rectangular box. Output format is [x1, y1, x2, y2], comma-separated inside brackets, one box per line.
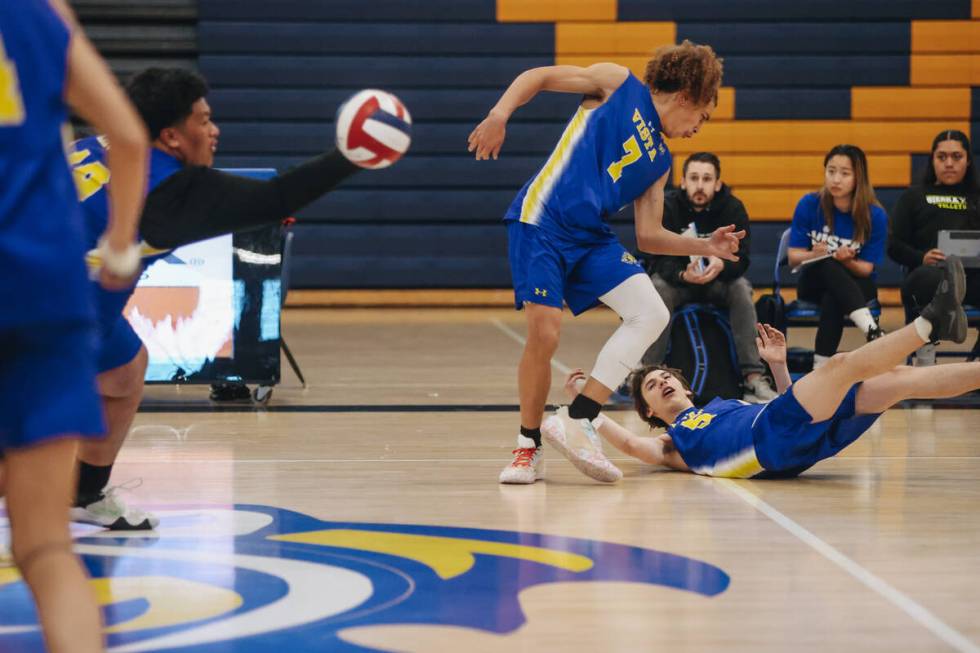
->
[1, 306, 979, 652]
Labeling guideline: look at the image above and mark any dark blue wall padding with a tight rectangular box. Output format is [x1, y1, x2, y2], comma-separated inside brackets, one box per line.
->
[199, 55, 550, 88]
[215, 122, 567, 156]
[677, 22, 909, 55]
[207, 88, 580, 121]
[300, 190, 518, 222]
[199, 22, 554, 55]
[620, 0, 970, 21]
[289, 221, 904, 289]
[199, 0, 497, 22]
[735, 89, 851, 120]
[720, 55, 908, 87]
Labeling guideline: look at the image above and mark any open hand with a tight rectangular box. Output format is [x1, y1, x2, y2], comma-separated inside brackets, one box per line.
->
[755, 322, 787, 366]
[467, 111, 507, 160]
[564, 368, 588, 400]
[706, 224, 746, 262]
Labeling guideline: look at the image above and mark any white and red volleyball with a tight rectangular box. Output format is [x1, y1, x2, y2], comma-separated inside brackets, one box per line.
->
[336, 89, 412, 169]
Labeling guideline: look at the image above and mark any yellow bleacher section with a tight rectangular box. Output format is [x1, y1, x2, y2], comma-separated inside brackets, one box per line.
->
[497, 0, 616, 22]
[535, 7, 977, 221]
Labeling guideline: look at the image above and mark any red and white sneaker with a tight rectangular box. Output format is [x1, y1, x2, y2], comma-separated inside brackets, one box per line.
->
[542, 409, 622, 483]
[498, 434, 544, 484]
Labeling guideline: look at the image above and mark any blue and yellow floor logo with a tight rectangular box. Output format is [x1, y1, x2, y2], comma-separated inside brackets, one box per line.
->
[0, 505, 729, 651]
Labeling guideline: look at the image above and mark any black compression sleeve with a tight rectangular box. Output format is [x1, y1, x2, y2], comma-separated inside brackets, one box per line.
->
[140, 149, 360, 249]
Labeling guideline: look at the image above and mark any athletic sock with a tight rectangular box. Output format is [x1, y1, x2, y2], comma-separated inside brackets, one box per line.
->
[913, 316, 933, 343]
[848, 307, 876, 334]
[76, 462, 113, 506]
[519, 426, 542, 448]
[568, 394, 602, 421]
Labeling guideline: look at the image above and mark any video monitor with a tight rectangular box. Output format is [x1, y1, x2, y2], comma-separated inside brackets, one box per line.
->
[123, 169, 282, 385]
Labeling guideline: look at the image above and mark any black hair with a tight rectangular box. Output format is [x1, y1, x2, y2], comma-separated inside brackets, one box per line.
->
[919, 129, 980, 192]
[682, 151, 721, 178]
[125, 68, 209, 140]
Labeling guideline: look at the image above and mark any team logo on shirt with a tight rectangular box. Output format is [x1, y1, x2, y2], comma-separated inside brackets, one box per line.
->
[808, 226, 862, 254]
[0, 505, 731, 652]
[925, 195, 967, 211]
[680, 410, 715, 430]
[621, 252, 638, 265]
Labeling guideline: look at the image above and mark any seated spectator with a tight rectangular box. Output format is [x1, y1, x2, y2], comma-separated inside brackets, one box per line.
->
[888, 129, 980, 366]
[640, 152, 775, 403]
[787, 144, 888, 368]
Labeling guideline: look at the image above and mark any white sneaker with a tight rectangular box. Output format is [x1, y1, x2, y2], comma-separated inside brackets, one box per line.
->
[743, 375, 778, 403]
[541, 409, 622, 483]
[498, 435, 544, 484]
[914, 343, 936, 367]
[70, 481, 159, 531]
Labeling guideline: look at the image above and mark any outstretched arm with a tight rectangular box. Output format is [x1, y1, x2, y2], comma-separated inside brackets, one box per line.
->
[561, 370, 689, 471]
[139, 150, 359, 249]
[467, 63, 629, 160]
[756, 323, 792, 394]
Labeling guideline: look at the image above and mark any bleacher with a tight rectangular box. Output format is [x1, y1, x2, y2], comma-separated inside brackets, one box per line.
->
[161, 1, 980, 288]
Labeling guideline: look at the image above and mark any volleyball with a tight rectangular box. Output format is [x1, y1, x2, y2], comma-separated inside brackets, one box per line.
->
[335, 89, 412, 169]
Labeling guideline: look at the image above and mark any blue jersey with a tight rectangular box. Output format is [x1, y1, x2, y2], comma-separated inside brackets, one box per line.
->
[71, 137, 181, 323]
[0, 1, 93, 327]
[667, 398, 766, 478]
[504, 73, 672, 244]
[790, 192, 888, 273]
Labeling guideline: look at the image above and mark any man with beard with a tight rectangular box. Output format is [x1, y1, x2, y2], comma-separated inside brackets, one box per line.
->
[640, 152, 775, 403]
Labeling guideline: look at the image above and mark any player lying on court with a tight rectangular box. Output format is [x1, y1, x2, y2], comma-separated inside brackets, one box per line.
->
[545, 257, 976, 480]
[68, 68, 411, 530]
[469, 41, 745, 485]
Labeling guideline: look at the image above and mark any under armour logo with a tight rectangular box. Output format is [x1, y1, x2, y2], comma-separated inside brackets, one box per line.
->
[534, 288, 548, 297]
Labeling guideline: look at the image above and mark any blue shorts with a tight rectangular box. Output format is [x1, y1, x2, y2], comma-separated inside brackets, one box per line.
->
[98, 314, 143, 373]
[752, 383, 881, 474]
[94, 284, 142, 373]
[0, 322, 105, 451]
[506, 221, 645, 315]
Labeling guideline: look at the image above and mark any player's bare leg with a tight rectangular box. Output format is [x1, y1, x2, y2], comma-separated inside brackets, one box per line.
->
[854, 362, 980, 415]
[7, 438, 104, 653]
[73, 346, 157, 529]
[793, 257, 967, 422]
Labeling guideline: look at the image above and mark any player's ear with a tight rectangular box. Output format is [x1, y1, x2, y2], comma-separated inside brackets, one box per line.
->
[158, 126, 180, 149]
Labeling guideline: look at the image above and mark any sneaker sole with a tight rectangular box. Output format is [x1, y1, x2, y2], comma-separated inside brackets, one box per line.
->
[542, 428, 622, 483]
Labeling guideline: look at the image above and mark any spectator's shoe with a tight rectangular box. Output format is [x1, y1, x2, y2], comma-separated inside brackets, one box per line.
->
[920, 256, 967, 343]
[498, 435, 544, 484]
[742, 375, 778, 403]
[865, 324, 885, 342]
[541, 409, 622, 483]
[914, 343, 937, 367]
[70, 482, 159, 531]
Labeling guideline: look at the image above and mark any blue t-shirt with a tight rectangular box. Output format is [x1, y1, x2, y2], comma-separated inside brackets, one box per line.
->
[0, 1, 93, 327]
[789, 192, 888, 275]
[667, 398, 766, 478]
[504, 73, 672, 244]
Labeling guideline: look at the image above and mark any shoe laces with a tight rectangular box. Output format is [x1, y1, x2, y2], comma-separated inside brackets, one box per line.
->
[96, 479, 144, 514]
[510, 447, 538, 467]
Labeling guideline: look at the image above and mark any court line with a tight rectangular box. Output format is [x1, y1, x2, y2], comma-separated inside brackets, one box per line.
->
[138, 404, 542, 414]
[720, 479, 980, 653]
[489, 318, 572, 375]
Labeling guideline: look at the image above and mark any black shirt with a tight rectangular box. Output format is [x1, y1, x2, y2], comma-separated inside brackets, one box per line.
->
[887, 182, 980, 270]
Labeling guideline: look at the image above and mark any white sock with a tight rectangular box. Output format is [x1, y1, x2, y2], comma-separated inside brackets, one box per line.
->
[813, 353, 830, 369]
[848, 307, 876, 333]
[913, 316, 932, 342]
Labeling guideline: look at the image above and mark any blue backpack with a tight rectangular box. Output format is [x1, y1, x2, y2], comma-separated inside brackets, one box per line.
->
[664, 304, 743, 404]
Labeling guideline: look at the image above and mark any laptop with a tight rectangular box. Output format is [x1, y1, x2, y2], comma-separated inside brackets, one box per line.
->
[937, 230, 980, 268]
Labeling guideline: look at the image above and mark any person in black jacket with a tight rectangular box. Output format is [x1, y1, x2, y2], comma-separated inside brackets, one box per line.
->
[888, 129, 980, 366]
[640, 152, 775, 402]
